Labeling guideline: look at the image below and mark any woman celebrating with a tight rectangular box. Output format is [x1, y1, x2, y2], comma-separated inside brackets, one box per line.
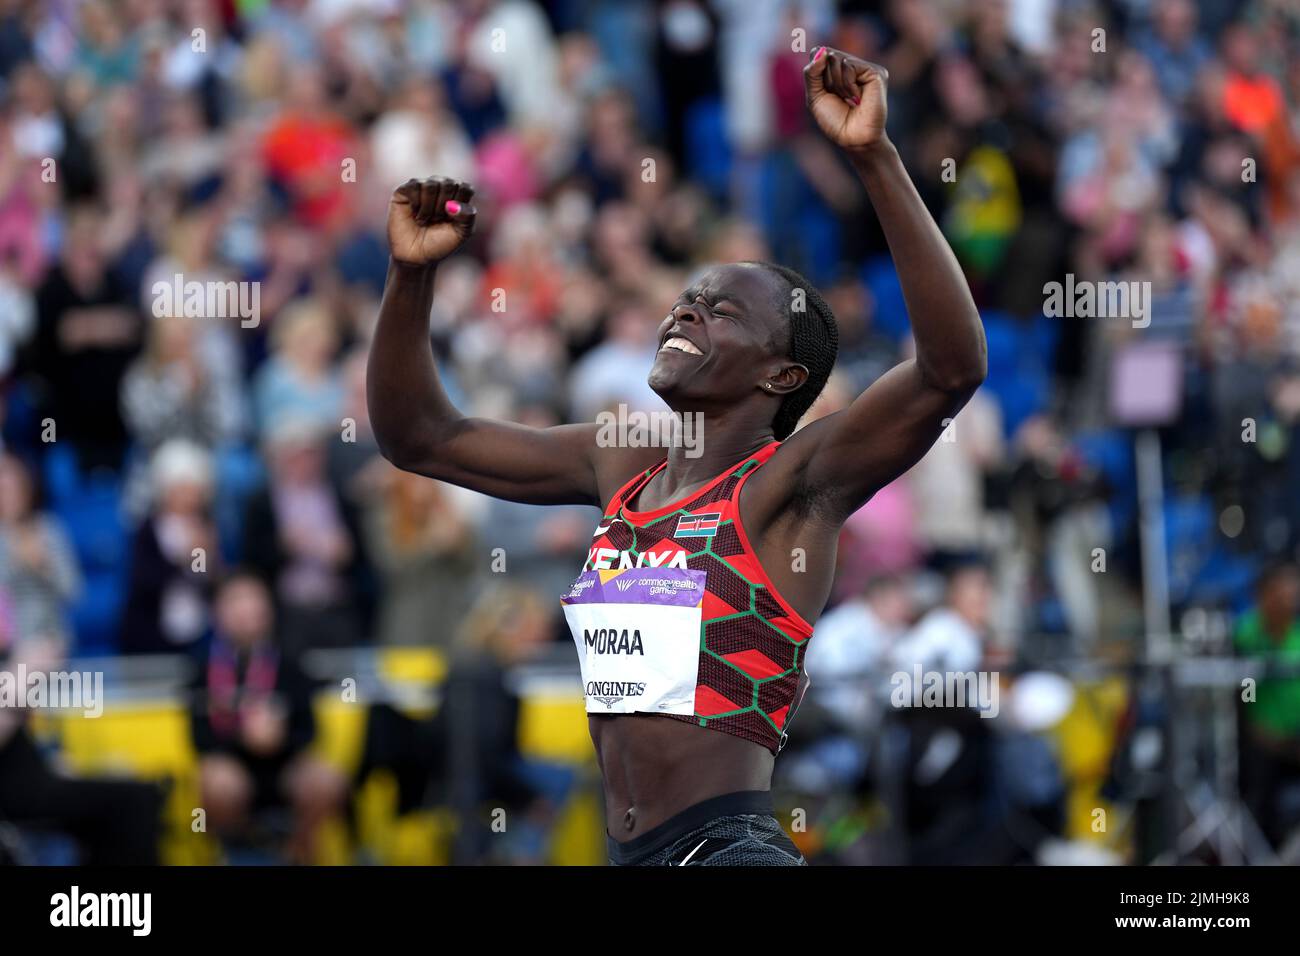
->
[367, 48, 986, 865]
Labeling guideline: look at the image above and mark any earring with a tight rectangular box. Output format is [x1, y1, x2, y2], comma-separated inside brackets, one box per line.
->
[764, 383, 773, 390]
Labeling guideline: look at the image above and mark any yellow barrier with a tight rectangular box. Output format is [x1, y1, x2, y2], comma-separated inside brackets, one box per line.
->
[32, 647, 601, 865]
[1048, 675, 1132, 858]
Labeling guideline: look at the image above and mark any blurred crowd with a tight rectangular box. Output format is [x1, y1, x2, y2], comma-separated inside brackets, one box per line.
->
[2, 0, 1300, 864]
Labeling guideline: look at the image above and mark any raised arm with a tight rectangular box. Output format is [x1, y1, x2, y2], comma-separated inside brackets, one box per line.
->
[770, 49, 987, 519]
[367, 177, 604, 506]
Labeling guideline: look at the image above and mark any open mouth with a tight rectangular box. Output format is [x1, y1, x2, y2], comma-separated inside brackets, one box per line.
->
[659, 335, 703, 356]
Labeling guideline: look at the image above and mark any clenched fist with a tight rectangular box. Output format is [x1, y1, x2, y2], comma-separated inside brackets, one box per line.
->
[804, 47, 889, 153]
[387, 177, 477, 267]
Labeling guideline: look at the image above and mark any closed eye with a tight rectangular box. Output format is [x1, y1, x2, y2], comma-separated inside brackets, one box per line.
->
[681, 290, 741, 323]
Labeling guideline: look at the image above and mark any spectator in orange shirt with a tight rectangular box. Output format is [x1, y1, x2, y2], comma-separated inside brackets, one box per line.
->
[261, 65, 358, 233]
[1220, 22, 1284, 135]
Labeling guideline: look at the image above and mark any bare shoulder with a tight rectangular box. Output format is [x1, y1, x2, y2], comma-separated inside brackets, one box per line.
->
[740, 413, 847, 531]
[590, 442, 667, 509]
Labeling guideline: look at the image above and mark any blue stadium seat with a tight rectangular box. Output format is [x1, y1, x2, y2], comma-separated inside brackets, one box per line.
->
[41, 443, 83, 508]
[1035, 593, 1070, 635]
[980, 310, 1020, 374]
[754, 152, 840, 287]
[978, 310, 1048, 438]
[1029, 313, 1061, 371]
[58, 495, 125, 571]
[41, 444, 130, 654]
[684, 97, 732, 201]
[0, 379, 42, 453]
[61, 490, 129, 655]
[1163, 493, 1213, 606]
[1157, 491, 1256, 609]
[70, 571, 127, 656]
[861, 256, 910, 341]
[1075, 430, 1136, 534]
[1191, 548, 1257, 612]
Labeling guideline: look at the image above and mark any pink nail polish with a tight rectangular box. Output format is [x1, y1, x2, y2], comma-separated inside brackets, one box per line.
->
[813, 46, 826, 61]
[445, 200, 461, 215]
[851, 96, 861, 106]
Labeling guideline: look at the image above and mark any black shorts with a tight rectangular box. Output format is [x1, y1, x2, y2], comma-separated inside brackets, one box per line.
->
[606, 791, 806, 866]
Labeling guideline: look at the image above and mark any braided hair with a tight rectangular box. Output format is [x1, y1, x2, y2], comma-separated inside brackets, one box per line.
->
[746, 262, 839, 440]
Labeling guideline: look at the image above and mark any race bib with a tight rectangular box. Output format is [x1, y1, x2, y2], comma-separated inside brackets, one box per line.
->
[562, 567, 704, 715]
